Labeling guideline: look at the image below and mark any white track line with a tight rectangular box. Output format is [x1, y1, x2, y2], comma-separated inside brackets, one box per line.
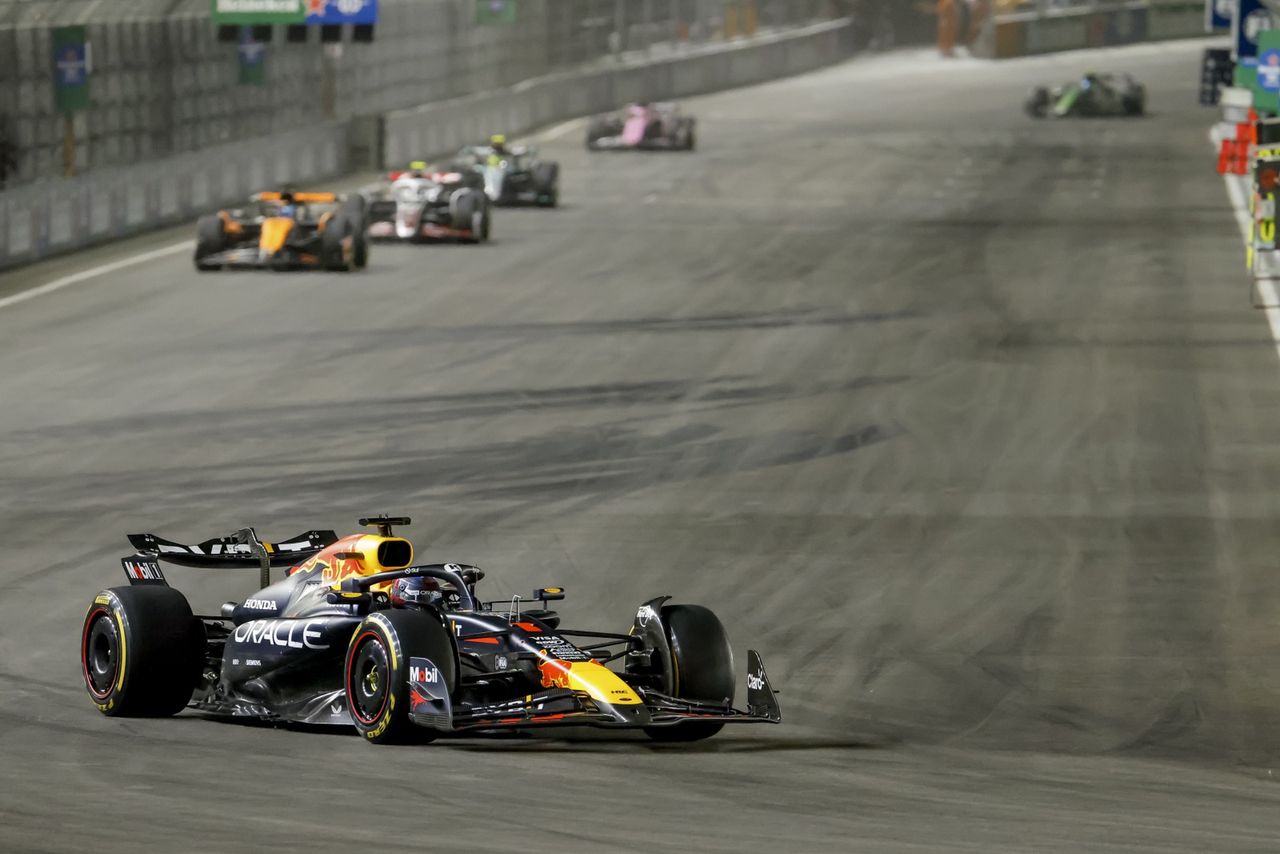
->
[0, 240, 193, 312]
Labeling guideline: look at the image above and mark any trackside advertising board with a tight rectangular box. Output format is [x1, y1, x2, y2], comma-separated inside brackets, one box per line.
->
[1208, 0, 1234, 33]
[307, 0, 378, 25]
[1249, 29, 1280, 112]
[51, 26, 90, 113]
[211, 0, 304, 24]
[211, 0, 378, 25]
[1234, 0, 1277, 60]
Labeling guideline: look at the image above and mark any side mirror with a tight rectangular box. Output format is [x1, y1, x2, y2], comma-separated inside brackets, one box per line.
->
[534, 586, 565, 602]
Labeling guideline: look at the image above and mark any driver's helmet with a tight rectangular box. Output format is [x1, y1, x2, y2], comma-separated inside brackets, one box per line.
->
[390, 576, 442, 608]
[489, 133, 508, 153]
[278, 203, 296, 218]
[408, 159, 429, 177]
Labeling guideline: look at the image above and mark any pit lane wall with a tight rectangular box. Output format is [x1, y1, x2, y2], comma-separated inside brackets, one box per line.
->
[0, 18, 851, 271]
[974, 1, 1205, 59]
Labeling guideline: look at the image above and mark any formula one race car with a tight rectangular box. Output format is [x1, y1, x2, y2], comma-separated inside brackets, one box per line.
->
[452, 136, 560, 207]
[586, 102, 696, 151]
[1025, 72, 1146, 119]
[363, 162, 491, 243]
[194, 191, 368, 271]
[81, 517, 780, 744]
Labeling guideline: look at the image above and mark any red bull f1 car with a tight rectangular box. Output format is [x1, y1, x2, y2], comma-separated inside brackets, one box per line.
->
[81, 517, 780, 744]
[364, 163, 492, 243]
[194, 191, 369, 271]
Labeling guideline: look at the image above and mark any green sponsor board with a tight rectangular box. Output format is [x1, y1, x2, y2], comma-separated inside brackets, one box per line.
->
[52, 26, 90, 113]
[476, 0, 517, 25]
[1250, 30, 1280, 114]
[238, 29, 267, 86]
[211, 0, 304, 25]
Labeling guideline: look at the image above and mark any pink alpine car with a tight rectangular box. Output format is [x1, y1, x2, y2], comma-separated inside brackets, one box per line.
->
[585, 102, 696, 151]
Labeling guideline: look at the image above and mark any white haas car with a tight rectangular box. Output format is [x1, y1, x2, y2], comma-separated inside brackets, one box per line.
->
[364, 163, 492, 244]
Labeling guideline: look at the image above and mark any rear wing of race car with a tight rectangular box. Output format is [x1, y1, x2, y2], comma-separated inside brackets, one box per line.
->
[122, 527, 338, 589]
[252, 190, 341, 203]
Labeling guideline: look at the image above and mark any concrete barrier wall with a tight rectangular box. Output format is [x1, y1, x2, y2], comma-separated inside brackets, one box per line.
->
[976, 0, 1205, 59]
[0, 18, 852, 271]
[0, 122, 347, 268]
[381, 19, 851, 169]
[0, 1, 842, 187]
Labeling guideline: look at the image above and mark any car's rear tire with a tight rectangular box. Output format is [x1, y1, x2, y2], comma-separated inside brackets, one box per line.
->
[194, 215, 225, 271]
[346, 609, 458, 745]
[644, 604, 734, 743]
[81, 586, 204, 717]
[341, 194, 367, 222]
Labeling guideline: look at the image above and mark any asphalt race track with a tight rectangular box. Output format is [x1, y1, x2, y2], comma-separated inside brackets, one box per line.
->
[3, 39, 1280, 853]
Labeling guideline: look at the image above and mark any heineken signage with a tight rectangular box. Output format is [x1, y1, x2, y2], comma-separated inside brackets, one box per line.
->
[211, 0, 378, 25]
[211, 0, 304, 25]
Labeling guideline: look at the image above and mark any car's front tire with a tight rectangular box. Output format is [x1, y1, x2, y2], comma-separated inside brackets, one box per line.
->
[345, 609, 458, 744]
[81, 586, 204, 717]
[644, 604, 735, 742]
[194, 215, 225, 271]
[321, 215, 357, 271]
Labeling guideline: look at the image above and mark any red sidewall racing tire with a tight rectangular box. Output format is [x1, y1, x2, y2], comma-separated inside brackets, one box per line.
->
[344, 609, 458, 744]
[80, 586, 204, 717]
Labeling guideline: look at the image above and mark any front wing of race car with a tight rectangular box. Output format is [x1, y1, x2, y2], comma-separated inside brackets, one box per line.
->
[589, 136, 688, 151]
[198, 245, 327, 269]
[367, 220, 478, 241]
[408, 649, 781, 733]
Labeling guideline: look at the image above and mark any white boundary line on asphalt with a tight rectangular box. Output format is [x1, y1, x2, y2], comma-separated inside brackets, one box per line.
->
[0, 240, 193, 313]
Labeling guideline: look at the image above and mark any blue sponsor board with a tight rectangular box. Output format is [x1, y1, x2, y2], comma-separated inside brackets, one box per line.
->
[303, 0, 377, 25]
[1261, 47, 1280, 93]
[1208, 0, 1234, 33]
[1234, 0, 1277, 60]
